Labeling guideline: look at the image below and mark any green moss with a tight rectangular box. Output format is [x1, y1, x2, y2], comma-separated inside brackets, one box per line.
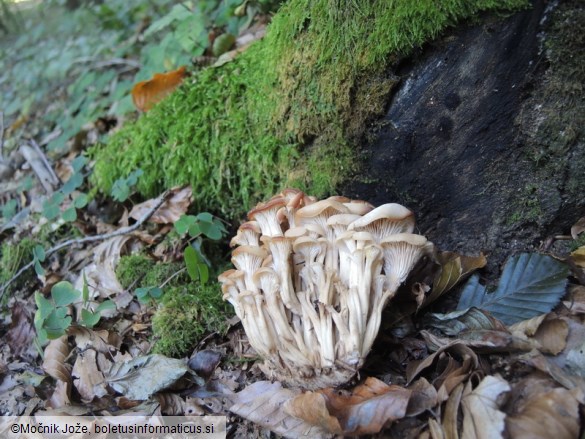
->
[92, 0, 528, 219]
[115, 254, 154, 290]
[152, 282, 230, 357]
[0, 238, 36, 289]
[115, 253, 231, 357]
[507, 183, 544, 225]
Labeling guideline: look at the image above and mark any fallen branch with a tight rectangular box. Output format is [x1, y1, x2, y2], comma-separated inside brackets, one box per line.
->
[0, 190, 172, 299]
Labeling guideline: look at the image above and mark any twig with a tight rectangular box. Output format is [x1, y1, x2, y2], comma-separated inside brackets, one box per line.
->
[92, 58, 141, 70]
[0, 190, 172, 299]
[159, 267, 187, 289]
[29, 138, 60, 186]
[0, 111, 4, 160]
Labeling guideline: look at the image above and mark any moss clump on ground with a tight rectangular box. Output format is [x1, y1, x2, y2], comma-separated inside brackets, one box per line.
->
[116, 254, 164, 290]
[152, 283, 229, 357]
[115, 254, 230, 357]
[0, 238, 37, 299]
[92, 0, 528, 219]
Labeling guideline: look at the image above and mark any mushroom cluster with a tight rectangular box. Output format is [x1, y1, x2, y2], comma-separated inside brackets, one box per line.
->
[219, 189, 434, 389]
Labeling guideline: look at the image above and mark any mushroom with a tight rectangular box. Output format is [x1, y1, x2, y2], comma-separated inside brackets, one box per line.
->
[230, 221, 261, 247]
[218, 190, 434, 389]
[248, 196, 287, 237]
[380, 233, 433, 291]
[348, 203, 415, 243]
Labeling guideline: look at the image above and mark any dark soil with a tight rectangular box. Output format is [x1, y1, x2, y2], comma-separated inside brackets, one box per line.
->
[343, 0, 585, 281]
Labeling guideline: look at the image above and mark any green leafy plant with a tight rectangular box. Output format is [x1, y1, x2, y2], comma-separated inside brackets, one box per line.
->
[111, 168, 143, 202]
[174, 213, 226, 284]
[34, 279, 115, 345]
[32, 245, 46, 277]
[42, 155, 89, 222]
[1, 199, 17, 220]
[135, 286, 163, 304]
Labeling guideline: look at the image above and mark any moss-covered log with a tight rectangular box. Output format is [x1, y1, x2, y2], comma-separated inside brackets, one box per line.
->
[91, 0, 528, 219]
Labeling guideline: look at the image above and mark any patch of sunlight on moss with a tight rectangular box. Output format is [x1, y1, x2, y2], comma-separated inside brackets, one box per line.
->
[91, 0, 528, 220]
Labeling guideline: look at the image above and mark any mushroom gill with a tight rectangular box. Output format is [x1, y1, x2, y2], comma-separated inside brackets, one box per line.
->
[219, 190, 435, 389]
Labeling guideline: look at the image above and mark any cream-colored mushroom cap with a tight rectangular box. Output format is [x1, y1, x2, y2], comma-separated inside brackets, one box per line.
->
[248, 197, 287, 237]
[348, 203, 415, 241]
[380, 233, 432, 285]
[230, 221, 261, 247]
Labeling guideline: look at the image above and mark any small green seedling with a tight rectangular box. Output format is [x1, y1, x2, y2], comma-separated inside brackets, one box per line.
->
[42, 155, 89, 222]
[34, 278, 115, 346]
[32, 245, 46, 277]
[135, 286, 163, 304]
[111, 168, 143, 202]
[174, 213, 226, 284]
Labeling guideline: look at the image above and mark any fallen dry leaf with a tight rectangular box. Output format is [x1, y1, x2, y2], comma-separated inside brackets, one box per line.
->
[71, 349, 107, 402]
[73, 235, 142, 313]
[532, 318, 569, 355]
[229, 381, 326, 439]
[506, 387, 579, 439]
[131, 66, 187, 112]
[286, 377, 412, 436]
[428, 418, 446, 439]
[46, 379, 71, 409]
[406, 339, 478, 385]
[570, 245, 585, 268]
[129, 186, 192, 224]
[442, 382, 464, 439]
[406, 377, 440, 416]
[104, 354, 194, 401]
[426, 307, 507, 336]
[570, 216, 585, 240]
[155, 392, 187, 415]
[6, 301, 36, 359]
[42, 336, 71, 383]
[68, 326, 120, 354]
[461, 375, 510, 439]
[421, 327, 533, 354]
[429, 252, 487, 302]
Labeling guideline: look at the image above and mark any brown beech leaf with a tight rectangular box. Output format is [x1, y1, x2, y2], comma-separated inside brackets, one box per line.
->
[570, 245, 585, 268]
[68, 326, 119, 353]
[46, 379, 71, 409]
[229, 381, 327, 439]
[129, 186, 192, 224]
[562, 284, 585, 314]
[155, 392, 186, 415]
[517, 352, 585, 400]
[71, 349, 107, 402]
[42, 336, 71, 383]
[421, 327, 534, 355]
[406, 377, 440, 416]
[286, 377, 411, 436]
[428, 418, 446, 439]
[104, 354, 194, 401]
[461, 375, 510, 439]
[73, 235, 141, 311]
[532, 318, 569, 355]
[429, 252, 486, 302]
[426, 307, 507, 336]
[570, 216, 585, 240]
[6, 301, 36, 359]
[406, 338, 478, 385]
[131, 66, 187, 112]
[442, 382, 464, 439]
[506, 387, 579, 439]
